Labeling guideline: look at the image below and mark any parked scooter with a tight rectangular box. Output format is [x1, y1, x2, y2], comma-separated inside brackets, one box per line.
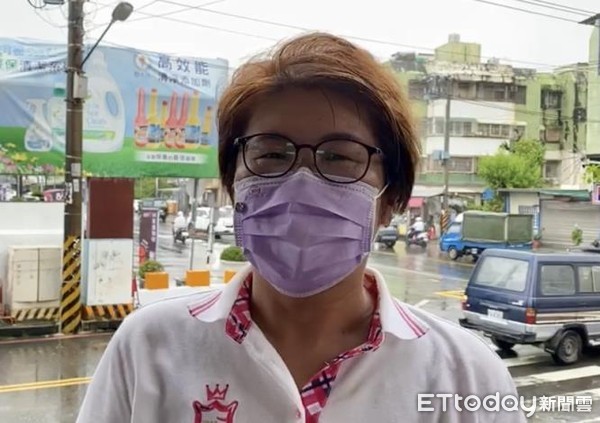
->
[405, 229, 429, 249]
[173, 227, 189, 244]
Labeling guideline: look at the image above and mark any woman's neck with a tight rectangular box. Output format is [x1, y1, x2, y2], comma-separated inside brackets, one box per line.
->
[249, 264, 375, 346]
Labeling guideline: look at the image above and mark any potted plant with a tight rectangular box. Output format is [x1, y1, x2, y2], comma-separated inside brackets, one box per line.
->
[219, 246, 248, 273]
[532, 233, 542, 250]
[572, 225, 583, 247]
[138, 259, 166, 289]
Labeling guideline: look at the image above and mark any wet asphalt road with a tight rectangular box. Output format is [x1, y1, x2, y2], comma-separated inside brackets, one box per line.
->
[1, 226, 599, 422]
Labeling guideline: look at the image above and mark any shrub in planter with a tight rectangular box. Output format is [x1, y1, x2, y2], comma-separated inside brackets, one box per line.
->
[572, 226, 583, 246]
[220, 246, 247, 262]
[138, 259, 164, 280]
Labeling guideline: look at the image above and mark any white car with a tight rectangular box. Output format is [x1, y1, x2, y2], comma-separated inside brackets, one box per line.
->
[190, 206, 234, 238]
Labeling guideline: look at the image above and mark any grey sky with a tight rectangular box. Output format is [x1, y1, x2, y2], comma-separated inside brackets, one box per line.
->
[2, 0, 599, 70]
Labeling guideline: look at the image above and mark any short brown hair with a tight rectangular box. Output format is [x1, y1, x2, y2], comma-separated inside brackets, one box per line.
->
[217, 32, 421, 212]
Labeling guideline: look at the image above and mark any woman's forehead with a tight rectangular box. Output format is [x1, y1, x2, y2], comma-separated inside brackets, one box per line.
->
[244, 87, 377, 145]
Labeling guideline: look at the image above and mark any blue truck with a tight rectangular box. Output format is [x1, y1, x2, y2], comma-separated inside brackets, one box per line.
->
[439, 211, 533, 261]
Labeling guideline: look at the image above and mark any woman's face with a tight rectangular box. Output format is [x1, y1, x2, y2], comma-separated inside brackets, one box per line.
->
[233, 87, 392, 226]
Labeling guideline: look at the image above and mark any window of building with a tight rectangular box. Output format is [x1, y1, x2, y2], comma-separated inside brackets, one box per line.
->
[457, 82, 474, 99]
[541, 89, 562, 109]
[435, 118, 445, 135]
[430, 157, 474, 173]
[544, 161, 560, 179]
[476, 82, 526, 104]
[463, 122, 473, 136]
[409, 80, 428, 100]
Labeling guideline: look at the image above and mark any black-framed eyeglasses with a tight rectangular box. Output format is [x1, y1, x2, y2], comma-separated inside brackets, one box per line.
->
[233, 133, 384, 183]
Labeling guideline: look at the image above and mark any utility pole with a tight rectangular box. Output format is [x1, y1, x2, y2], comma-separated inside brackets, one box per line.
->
[189, 178, 199, 269]
[59, 0, 85, 335]
[442, 76, 452, 212]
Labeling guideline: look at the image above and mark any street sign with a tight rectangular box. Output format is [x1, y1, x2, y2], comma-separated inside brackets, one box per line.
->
[482, 188, 495, 201]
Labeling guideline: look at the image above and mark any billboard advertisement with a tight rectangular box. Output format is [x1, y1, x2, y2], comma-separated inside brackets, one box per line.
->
[0, 38, 229, 178]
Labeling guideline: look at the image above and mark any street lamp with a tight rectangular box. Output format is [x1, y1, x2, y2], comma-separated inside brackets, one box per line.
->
[82, 2, 134, 67]
[59, 0, 133, 335]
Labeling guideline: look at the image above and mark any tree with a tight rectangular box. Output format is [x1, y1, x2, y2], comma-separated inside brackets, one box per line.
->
[478, 140, 545, 190]
[584, 164, 600, 184]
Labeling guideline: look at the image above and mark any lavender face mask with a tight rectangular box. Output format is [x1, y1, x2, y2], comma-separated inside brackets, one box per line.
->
[233, 169, 381, 297]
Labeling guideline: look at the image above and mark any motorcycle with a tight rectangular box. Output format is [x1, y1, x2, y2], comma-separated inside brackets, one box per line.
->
[405, 229, 429, 249]
[173, 227, 189, 244]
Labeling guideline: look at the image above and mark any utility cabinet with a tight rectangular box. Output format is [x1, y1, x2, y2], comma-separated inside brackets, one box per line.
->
[6, 246, 61, 310]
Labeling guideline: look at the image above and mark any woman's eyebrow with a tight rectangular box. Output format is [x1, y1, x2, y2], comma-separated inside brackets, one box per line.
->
[319, 132, 368, 143]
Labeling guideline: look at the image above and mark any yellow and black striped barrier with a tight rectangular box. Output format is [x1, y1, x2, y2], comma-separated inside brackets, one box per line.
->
[82, 304, 134, 321]
[440, 211, 450, 234]
[11, 307, 60, 322]
[59, 235, 82, 334]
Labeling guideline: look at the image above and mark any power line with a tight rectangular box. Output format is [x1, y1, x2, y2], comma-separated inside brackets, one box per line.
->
[469, 0, 581, 22]
[88, 0, 225, 28]
[123, 0, 565, 70]
[89, 0, 278, 42]
[505, 0, 589, 16]
[454, 97, 600, 123]
[525, 0, 595, 15]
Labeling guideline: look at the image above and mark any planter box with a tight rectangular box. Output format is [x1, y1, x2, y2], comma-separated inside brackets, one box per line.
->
[220, 260, 248, 273]
[186, 270, 210, 287]
[144, 272, 169, 290]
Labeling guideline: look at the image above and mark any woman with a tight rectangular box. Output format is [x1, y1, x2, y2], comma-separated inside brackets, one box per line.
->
[77, 33, 525, 422]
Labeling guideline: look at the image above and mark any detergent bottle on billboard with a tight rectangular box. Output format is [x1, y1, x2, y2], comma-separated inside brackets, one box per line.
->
[134, 88, 149, 147]
[24, 99, 52, 152]
[82, 51, 126, 153]
[184, 91, 201, 149]
[201, 105, 212, 146]
[47, 83, 67, 152]
[164, 92, 178, 149]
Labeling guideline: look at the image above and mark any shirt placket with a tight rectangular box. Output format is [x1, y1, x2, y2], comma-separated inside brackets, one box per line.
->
[300, 313, 383, 422]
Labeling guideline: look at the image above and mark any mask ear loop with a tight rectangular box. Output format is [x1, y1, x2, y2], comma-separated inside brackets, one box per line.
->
[375, 183, 389, 199]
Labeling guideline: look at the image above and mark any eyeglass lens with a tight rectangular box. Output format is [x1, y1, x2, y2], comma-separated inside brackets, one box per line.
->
[242, 134, 373, 182]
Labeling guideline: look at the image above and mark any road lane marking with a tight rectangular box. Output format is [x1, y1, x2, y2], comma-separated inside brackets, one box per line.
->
[0, 377, 92, 394]
[414, 299, 430, 308]
[372, 250, 475, 268]
[371, 263, 468, 283]
[513, 365, 600, 388]
[434, 290, 465, 300]
[502, 354, 551, 368]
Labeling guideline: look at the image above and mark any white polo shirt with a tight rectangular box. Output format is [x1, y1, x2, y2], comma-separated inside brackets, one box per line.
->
[77, 265, 526, 423]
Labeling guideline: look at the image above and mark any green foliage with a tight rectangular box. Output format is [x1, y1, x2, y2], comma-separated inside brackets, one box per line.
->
[584, 164, 600, 184]
[135, 178, 157, 199]
[572, 226, 583, 246]
[138, 260, 164, 279]
[467, 196, 504, 212]
[511, 139, 545, 168]
[478, 140, 545, 190]
[220, 246, 247, 262]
